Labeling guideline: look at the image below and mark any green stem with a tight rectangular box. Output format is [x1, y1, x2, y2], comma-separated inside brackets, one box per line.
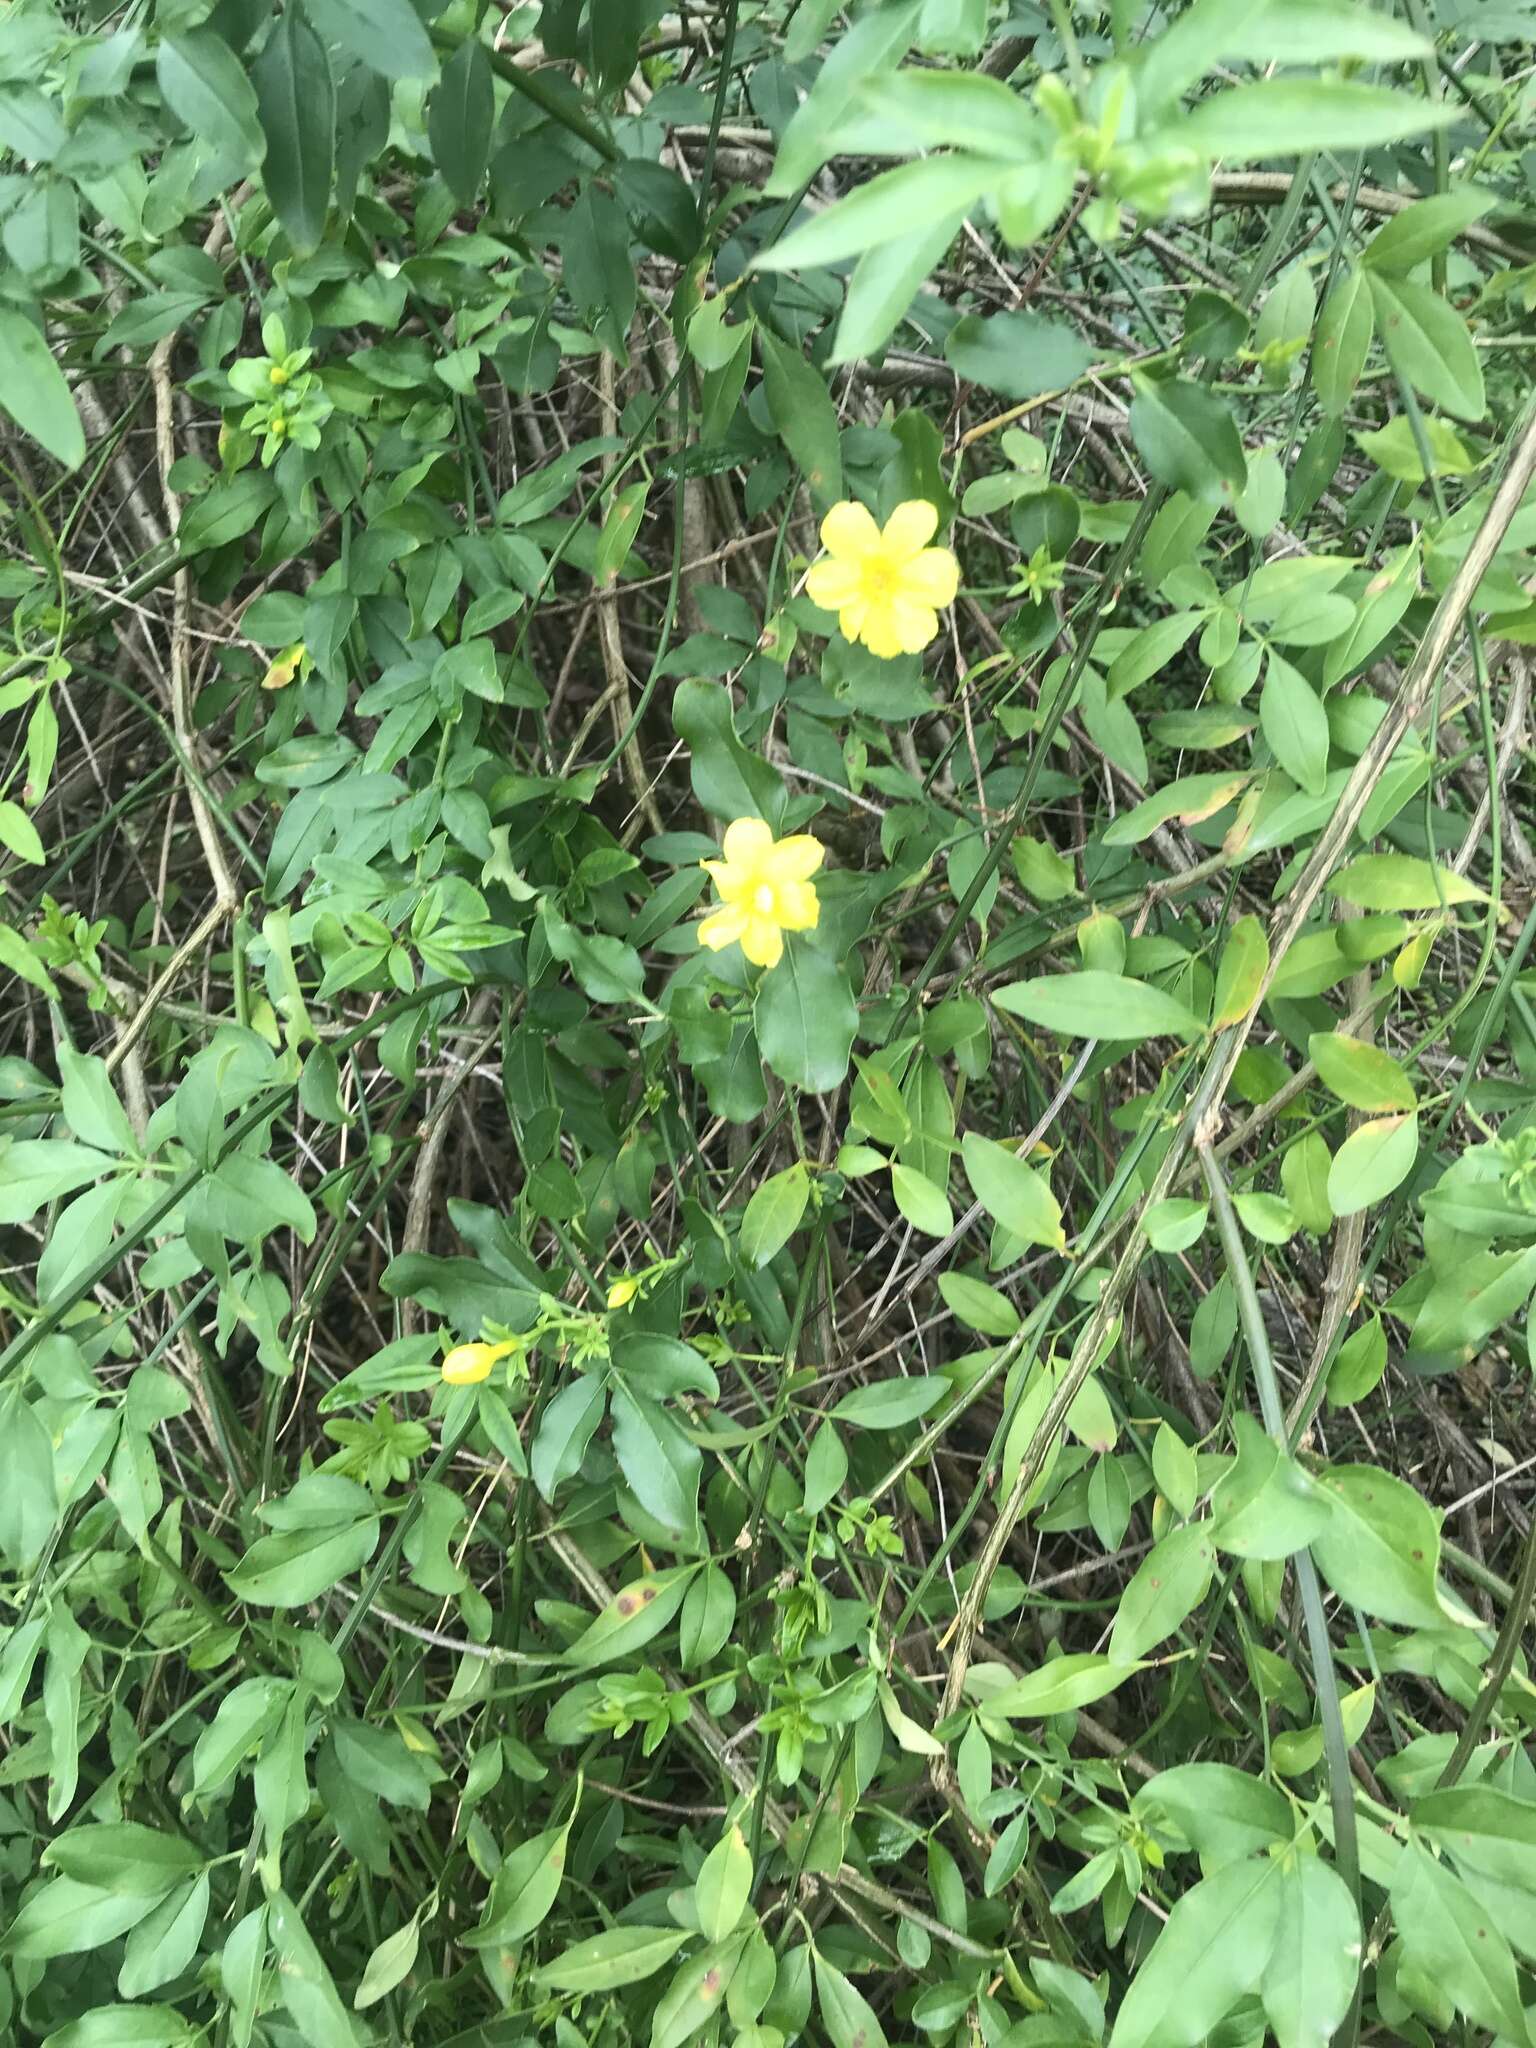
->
[1200, 1141, 1363, 2047]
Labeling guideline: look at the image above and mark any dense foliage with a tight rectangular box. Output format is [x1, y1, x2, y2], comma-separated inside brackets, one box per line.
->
[4, 0, 1536, 2043]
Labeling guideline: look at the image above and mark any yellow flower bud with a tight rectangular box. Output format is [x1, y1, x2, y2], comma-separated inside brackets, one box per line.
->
[441, 1339, 516, 1385]
[606, 1277, 640, 1309]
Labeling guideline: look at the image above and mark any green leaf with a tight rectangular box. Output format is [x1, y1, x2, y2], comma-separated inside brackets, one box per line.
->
[157, 32, 265, 167]
[673, 682, 786, 828]
[467, 1817, 572, 1947]
[428, 37, 493, 205]
[1230, 0, 1432, 62]
[0, 798, 45, 864]
[1363, 187, 1498, 275]
[533, 1924, 689, 1993]
[1233, 1190, 1297, 1245]
[1411, 1784, 1536, 1889]
[1133, 1763, 1292, 1868]
[960, 1132, 1065, 1249]
[0, 308, 85, 470]
[1212, 915, 1269, 1029]
[1311, 264, 1374, 418]
[754, 942, 857, 1093]
[225, 1515, 380, 1608]
[199, 1153, 317, 1245]
[44, 1825, 204, 1895]
[4, 1879, 159, 1961]
[1366, 271, 1485, 422]
[678, 1564, 736, 1670]
[937, 1270, 1021, 1337]
[609, 1383, 700, 1536]
[1176, 80, 1456, 158]
[760, 327, 843, 507]
[0, 1386, 57, 1568]
[1328, 854, 1483, 911]
[653, 1937, 747, 2048]
[973, 1653, 1140, 1719]
[1210, 1414, 1332, 1559]
[42, 2009, 195, 2048]
[1129, 378, 1247, 504]
[1390, 1840, 1532, 2046]
[1102, 771, 1250, 845]
[991, 971, 1203, 1042]
[740, 1161, 811, 1268]
[118, 1871, 209, 1999]
[1411, 1243, 1536, 1354]
[831, 1375, 946, 1428]
[765, 0, 924, 192]
[890, 1161, 954, 1237]
[225, 1480, 379, 1607]
[355, 1914, 420, 2009]
[815, 1952, 889, 2048]
[304, 0, 436, 79]
[802, 1425, 848, 1515]
[1107, 611, 1204, 696]
[1327, 1113, 1418, 1216]
[943, 310, 1096, 400]
[530, 1374, 607, 1500]
[1108, 1858, 1283, 2048]
[1152, 1421, 1200, 1518]
[1327, 1317, 1388, 1406]
[564, 1565, 694, 1668]
[1310, 1464, 1459, 1630]
[1309, 1032, 1415, 1114]
[1260, 653, 1330, 797]
[1144, 1198, 1208, 1253]
[759, 155, 1005, 273]
[1281, 1130, 1334, 1235]
[1109, 1524, 1215, 1662]
[1261, 1856, 1361, 2048]
[985, 1812, 1032, 1896]
[178, 471, 278, 553]
[254, 4, 336, 255]
[696, 1825, 753, 1943]
[58, 1044, 138, 1155]
[267, 1890, 356, 2041]
[832, 208, 967, 363]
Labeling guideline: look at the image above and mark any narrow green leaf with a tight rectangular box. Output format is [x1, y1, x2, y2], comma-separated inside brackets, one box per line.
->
[0, 308, 85, 469]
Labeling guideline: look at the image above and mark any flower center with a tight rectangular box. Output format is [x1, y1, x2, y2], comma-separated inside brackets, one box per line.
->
[862, 555, 899, 600]
[753, 883, 776, 916]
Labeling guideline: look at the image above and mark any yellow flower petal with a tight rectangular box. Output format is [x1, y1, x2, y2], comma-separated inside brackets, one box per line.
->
[888, 595, 943, 655]
[774, 881, 820, 931]
[607, 1277, 640, 1308]
[902, 545, 961, 609]
[805, 557, 864, 612]
[721, 815, 775, 865]
[881, 499, 940, 558]
[764, 835, 824, 884]
[838, 599, 871, 644]
[741, 916, 784, 967]
[819, 499, 881, 560]
[861, 604, 909, 660]
[699, 905, 748, 951]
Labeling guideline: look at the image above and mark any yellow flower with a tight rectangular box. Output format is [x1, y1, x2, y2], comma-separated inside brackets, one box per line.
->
[699, 817, 823, 970]
[606, 1277, 640, 1309]
[805, 499, 960, 660]
[441, 1338, 519, 1385]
